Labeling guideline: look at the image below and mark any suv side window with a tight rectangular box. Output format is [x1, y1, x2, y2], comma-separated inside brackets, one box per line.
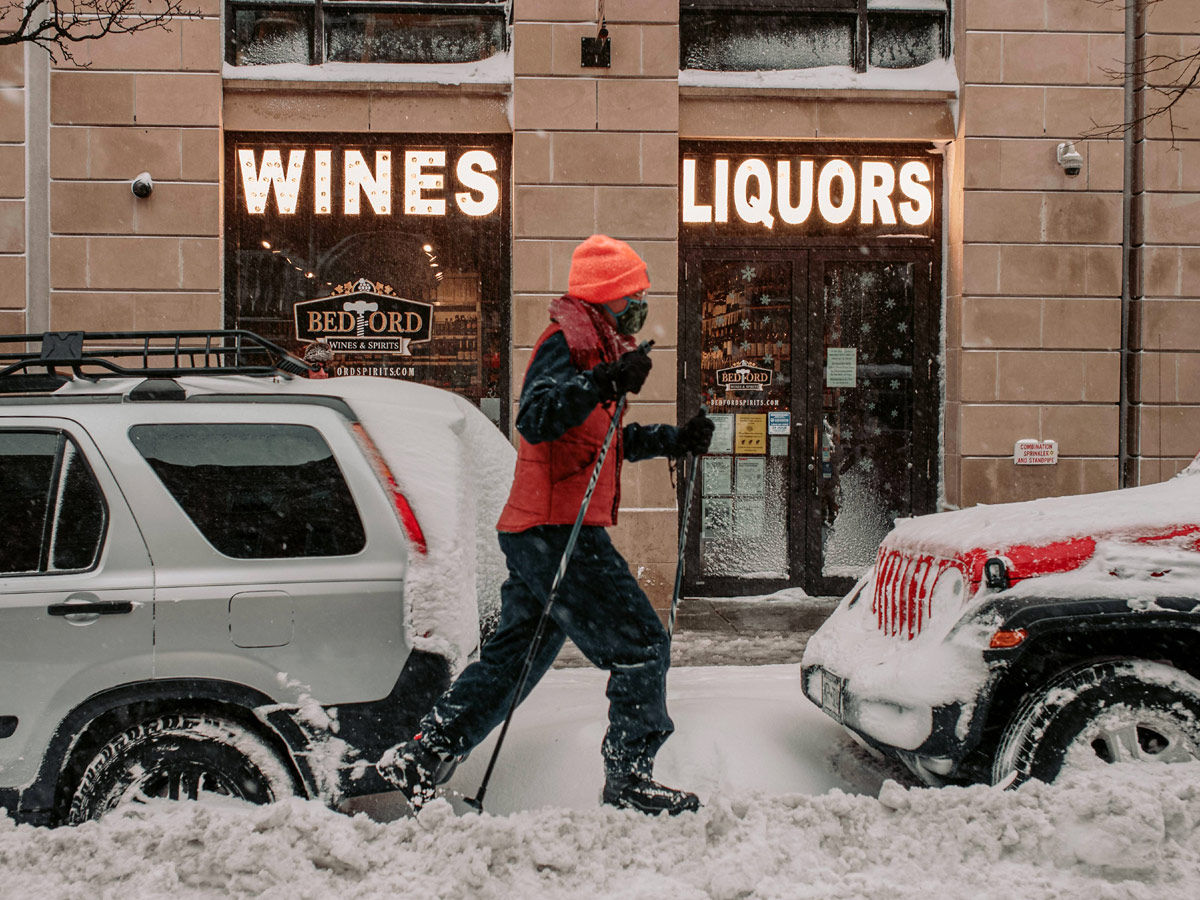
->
[0, 430, 107, 575]
[129, 423, 366, 559]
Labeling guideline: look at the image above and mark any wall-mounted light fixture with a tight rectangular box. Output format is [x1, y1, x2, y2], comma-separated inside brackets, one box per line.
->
[581, 2, 610, 68]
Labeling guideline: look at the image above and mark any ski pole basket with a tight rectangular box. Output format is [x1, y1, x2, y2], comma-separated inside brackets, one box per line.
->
[0, 330, 312, 392]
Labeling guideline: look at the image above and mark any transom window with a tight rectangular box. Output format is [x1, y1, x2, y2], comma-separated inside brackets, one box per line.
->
[226, 0, 509, 67]
[681, 0, 950, 73]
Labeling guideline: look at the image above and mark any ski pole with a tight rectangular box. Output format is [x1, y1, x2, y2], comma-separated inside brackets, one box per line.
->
[464, 340, 652, 813]
[668, 437, 702, 641]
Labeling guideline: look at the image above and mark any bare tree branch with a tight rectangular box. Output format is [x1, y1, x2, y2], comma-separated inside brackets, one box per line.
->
[0, 0, 200, 67]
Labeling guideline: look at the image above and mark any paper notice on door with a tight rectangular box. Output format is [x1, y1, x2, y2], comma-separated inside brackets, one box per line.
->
[734, 414, 767, 454]
[735, 499, 765, 538]
[826, 347, 857, 388]
[736, 457, 765, 495]
[770, 435, 788, 457]
[708, 414, 734, 454]
[702, 497, 732, 538]
[702, 456, 732, 496]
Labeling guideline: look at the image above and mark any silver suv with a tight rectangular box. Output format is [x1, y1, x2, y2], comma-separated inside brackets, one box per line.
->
[0, 331, 508, 825]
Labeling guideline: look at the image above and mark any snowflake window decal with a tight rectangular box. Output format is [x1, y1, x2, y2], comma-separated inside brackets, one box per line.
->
[897, 321, 908, 333]
[740, 319, 751, 331]
[889, 379, 901, 389]
[892, 348, 904, 359]
[740, 265, 757, 282]
[861, 323, 872, 334]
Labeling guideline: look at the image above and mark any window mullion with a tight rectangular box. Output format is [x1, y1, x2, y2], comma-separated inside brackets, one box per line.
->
[856, 0, 868, 73]
[314, 0, 325, 64]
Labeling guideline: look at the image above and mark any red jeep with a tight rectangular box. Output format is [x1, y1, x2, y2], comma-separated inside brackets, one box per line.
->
[802, 453, 1200, 787]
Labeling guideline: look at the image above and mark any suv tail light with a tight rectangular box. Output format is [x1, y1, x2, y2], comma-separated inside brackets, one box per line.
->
[350, 423, 427, 555]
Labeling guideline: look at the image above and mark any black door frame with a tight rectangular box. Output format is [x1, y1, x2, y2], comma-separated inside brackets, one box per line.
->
[677, 141, 943, 598]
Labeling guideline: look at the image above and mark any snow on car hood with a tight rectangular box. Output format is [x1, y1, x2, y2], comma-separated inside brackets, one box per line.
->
[178, 375, 514, 674]
[886, 461, 1200, 558]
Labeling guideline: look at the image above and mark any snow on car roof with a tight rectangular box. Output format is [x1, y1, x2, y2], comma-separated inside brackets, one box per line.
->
[888, 462, 1200, 557]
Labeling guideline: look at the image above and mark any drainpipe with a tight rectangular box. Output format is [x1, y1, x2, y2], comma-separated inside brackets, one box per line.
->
[1118, 0, 1142, 488]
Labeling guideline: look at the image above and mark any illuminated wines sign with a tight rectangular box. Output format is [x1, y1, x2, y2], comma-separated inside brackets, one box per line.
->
[681, 155, 936, 234]
[238, 147, 501, 218]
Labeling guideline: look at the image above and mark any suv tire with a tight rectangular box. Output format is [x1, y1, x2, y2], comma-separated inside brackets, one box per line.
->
[992, 659, 1200, 788]
[68, 712, 299, 824]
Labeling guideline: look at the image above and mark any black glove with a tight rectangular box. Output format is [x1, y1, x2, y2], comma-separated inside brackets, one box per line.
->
[675, 411, 715, 457]
[590, 348, 652, 402]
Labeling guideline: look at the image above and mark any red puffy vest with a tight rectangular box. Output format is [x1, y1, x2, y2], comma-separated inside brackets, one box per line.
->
[496, 323, 625, 532]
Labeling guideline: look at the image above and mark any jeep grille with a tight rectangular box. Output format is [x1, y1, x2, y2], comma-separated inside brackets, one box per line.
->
[872, 548, 959, 640]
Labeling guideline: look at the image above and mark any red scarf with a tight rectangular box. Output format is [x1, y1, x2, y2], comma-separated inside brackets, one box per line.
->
[548, 295, 636, 369]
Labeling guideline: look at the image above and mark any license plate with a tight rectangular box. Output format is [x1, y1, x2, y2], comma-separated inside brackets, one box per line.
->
[821, 671, 843, 721]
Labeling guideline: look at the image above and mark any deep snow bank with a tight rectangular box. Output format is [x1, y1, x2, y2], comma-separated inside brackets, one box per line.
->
[3, 763, 1198, 900]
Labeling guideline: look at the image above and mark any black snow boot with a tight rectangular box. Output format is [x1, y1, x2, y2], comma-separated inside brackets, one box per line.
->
[602, 774, 701, 816]
[378, 738, 459, 810]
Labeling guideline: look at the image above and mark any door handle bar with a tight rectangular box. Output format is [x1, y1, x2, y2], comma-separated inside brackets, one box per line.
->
[48, 601, 134, 617]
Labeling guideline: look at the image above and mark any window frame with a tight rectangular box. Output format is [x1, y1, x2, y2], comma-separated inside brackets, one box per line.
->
[0, 428, 109, 578]
[681, 0, 950, 74]
[224, 0, 511, 67]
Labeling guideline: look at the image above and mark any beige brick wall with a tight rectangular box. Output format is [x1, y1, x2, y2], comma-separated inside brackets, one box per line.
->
[512, 0, 680, 607]
[1135, 0, 1200, 484]
[952, 0, 1133, 507]
[45, 14, 223, 331]
[0, 41, 25, 331]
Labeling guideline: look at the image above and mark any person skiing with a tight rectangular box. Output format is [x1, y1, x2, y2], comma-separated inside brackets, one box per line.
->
[381, 234, 714, 815]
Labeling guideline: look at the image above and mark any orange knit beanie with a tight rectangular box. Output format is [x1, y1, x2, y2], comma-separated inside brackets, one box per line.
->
[567, 235, 651, 304]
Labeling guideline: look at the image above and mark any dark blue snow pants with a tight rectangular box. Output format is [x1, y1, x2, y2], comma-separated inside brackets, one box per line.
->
[417, 524, 674, 780]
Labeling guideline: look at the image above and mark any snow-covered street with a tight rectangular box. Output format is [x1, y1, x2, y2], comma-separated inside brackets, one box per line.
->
[3, 664, 1198, 899]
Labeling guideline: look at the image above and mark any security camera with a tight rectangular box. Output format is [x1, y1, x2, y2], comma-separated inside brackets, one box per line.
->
[1056, 142, 1083, 178]
[131, 172, 154, 198]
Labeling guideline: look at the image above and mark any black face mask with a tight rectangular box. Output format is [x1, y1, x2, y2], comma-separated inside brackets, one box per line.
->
[614, 297, 648, 335]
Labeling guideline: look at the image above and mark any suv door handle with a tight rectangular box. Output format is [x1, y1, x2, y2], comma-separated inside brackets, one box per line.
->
[48, 600, 134, 618]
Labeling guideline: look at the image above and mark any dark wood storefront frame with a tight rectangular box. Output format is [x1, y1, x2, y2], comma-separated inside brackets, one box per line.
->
[678, 140, 944, 599]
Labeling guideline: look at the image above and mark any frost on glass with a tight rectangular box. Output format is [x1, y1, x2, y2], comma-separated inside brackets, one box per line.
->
[697, 259, 793, 580]
[325, 12, 505, 64]
[868, 13, 944, 69]
[821, 262, 915, 579]
[233, 9, 313, 66]
[681, 14, 855, 71]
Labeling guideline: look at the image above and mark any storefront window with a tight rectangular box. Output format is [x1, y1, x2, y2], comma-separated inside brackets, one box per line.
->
[223, 133, 510, 425]
[226, 1, 508, 67]
[681, 0, 949, 73]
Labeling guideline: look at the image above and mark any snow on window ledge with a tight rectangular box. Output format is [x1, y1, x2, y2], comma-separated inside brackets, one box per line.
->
[867, 0, 948, 10]
[222, 51, 514, 87]
[679, 57, 958, 95]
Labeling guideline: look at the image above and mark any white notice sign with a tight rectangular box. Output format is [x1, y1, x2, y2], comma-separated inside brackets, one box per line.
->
[1014, 439, 1058, 465]
[826, 347, 857, 388]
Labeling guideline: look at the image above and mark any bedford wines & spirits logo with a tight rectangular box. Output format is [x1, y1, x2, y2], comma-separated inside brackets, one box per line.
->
[294, 278, 433, 355]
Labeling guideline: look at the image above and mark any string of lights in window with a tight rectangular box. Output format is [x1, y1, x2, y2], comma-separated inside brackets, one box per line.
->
[225, 0, 511, 68]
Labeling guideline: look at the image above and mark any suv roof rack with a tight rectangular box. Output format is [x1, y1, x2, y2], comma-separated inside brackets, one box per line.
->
[0, 330, 313, 393]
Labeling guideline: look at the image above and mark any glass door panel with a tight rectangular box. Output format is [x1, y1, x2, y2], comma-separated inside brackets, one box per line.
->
[817, 259, 921, 581]
[695, 258, 798, 582]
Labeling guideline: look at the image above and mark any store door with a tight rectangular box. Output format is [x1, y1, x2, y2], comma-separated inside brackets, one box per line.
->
[681, 248, 938, 598]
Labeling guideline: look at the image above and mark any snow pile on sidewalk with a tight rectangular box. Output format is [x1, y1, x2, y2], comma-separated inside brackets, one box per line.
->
[3, 763, 1198, 900]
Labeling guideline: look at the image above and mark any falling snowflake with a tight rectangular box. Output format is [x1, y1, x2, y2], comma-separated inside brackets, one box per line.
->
[892, 348, 903, 359]
[896, 322, 908, 333]
[889, 379, 900, 389]
[861, 323, 871, 334]
[885, 298, 896, 309]
[763, 353, 773, 366]
[740, 265, 756, 282]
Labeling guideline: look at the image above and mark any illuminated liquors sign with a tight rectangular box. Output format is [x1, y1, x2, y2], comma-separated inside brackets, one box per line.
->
[295, 279, 432, 355]
[681, 150, 937, 237]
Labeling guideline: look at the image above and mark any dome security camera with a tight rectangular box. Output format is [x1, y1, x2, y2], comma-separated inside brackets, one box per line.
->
[131, 172, 154, 198]
[1056, 142, 1083, 178]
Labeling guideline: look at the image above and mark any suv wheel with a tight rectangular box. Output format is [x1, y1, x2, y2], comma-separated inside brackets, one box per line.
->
[68, 712, 299, 824]
[992, 659, 1200, 788]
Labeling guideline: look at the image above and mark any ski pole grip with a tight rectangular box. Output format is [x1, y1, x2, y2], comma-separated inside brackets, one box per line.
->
[638, 339, 654, 355]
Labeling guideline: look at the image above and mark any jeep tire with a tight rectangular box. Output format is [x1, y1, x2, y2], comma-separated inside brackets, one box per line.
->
[992, 659, 1200, 788]
[68, 712, 299, 824]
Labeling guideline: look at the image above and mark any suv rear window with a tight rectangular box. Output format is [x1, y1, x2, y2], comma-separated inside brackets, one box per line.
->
[129, 423, 366, 559]
[0, 431, 107, 575]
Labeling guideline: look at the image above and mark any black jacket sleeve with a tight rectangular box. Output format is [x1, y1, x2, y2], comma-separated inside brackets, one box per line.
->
[514, 332, 606, 445]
